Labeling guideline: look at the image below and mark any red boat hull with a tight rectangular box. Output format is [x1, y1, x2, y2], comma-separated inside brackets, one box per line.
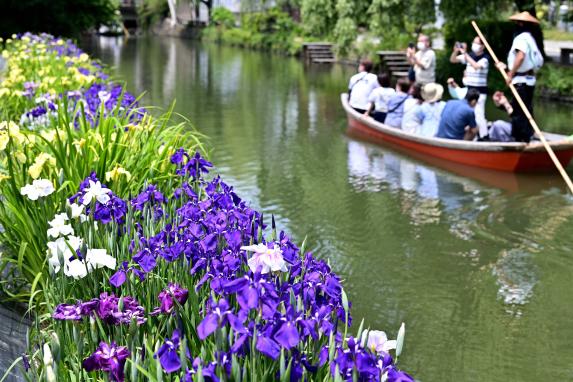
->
[342, 95, 573, 173]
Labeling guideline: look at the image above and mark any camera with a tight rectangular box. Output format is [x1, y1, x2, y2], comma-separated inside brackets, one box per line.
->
[408, 42, 415, 49]
[455, 42, 461, 48]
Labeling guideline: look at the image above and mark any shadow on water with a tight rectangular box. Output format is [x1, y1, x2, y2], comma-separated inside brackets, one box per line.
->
[0, 35, 568, 381]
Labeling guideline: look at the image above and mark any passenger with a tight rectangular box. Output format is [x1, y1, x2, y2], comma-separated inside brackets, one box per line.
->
[406, 34, 436, 85]
[446, 77, 467, 100]
[416, 83, 446, 138]
[384, 78, 411, 128]
[487, 91, 534, 142]
[449, 36, 490, 137]
[436, 88, 480, 141]
[348, 59, 379, 114]
[495, 11, 544, 142]
[364, 73, 395, 123]
[401, 83, 423, 133]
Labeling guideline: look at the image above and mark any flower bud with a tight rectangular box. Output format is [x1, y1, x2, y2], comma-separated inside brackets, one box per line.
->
[90, 316, 98, 343]
[50, 332, 60, 362]
[42, 343, 53, 366]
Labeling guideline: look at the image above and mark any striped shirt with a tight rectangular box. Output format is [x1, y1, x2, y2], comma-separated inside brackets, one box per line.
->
[457, 52, 490, 93]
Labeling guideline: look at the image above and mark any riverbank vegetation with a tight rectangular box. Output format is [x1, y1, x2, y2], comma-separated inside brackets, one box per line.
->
[0, 33, 413, 382]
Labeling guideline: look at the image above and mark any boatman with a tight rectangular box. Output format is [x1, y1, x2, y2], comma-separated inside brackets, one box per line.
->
[348, 59, 379, 114]
[495, 11, 544, 142]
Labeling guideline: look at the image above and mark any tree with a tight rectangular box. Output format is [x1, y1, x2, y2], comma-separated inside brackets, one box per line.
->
[300, 0, 337, 36]
[333, 0, 357, 56]
[0, 0, 119, 37]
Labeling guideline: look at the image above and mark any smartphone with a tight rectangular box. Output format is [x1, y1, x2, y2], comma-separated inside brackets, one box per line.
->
[408, 42, 415, 49]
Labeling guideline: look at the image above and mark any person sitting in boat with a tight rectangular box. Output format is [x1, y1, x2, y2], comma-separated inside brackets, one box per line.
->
[364, 73, 395, 123]
[401, 83, 423, 133]
[487, 90, 537, 142]
[384, 78, 411, 128]
[416, 83, 446, 138]
[406, 34, 436, 85]
[449, 36, 490, 137]
[436, 88, 480, 140]
[348, 59, 379, 114]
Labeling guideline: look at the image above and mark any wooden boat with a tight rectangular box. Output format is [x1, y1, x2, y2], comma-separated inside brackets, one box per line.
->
[341, 93, 573, 173]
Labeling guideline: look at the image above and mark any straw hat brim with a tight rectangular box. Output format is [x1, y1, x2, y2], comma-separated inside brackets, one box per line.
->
[509, 11, 540, 24]
[421, 84, 444, 103]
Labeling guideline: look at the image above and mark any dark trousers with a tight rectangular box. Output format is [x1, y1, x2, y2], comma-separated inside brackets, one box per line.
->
[510, 83, 535, 143]
[372, 111, 387, 124]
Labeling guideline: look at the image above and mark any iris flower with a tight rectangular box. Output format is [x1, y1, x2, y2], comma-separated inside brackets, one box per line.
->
[83, 342, 130, 382]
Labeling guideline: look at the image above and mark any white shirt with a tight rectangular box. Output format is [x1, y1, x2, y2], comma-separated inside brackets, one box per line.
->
[401, 99, 422, 133]
[508, 32, 538, 86]
[348, 72, 379, 110]
[367, 87, 396, 112]
[456, 54, 489, 89]
[414, 49, 436, 85]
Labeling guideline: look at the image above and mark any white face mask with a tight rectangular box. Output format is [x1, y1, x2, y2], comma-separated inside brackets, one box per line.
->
[417, 42, 426, 51]
[471, 43, 482, 54]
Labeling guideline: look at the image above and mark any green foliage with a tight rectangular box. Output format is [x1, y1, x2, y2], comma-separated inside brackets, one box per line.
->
[211, 7, 236, 28]
[137, 0, 169, 30]
[0, 0, 119, 37]
[439, 0, 509, 25]
[202, 7, 303, 55]
[300, 0, 337, 36]
[333, 0, 357, 57]
[538, 64, 573, 97]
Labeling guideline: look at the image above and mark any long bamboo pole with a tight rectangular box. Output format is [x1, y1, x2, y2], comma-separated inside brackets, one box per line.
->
[471, 20, 573, 194]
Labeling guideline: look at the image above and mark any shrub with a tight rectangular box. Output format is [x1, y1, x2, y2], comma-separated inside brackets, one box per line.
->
[537, 64, 573, 97]
[211, 7, 237, 28]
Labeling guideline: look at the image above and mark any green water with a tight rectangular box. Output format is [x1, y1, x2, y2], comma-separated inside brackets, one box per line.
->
[82, 36, 573, 381]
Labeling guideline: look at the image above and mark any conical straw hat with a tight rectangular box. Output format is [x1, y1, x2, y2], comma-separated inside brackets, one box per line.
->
[509, 11, 540, 24]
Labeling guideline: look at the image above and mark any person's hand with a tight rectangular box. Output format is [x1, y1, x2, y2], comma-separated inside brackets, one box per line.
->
[406, 47, 415, 57]
[447, 77, 455, 86]
[496, 62, 507, 71]
[493, 91, 507, 106]
[461, 42, 467, 51]
[505, 71, 513, 85]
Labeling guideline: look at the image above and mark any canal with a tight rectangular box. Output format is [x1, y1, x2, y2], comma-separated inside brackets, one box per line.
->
[82, 36, 573, 381]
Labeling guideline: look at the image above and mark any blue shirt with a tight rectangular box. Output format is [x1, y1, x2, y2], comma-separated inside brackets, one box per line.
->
[436, 100, 476, 140]
[384, 93, 410, 128]
[416, 101, 446, 137]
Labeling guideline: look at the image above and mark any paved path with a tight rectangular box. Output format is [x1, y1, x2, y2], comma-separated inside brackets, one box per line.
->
[0, 306, 27, 382]
[544, 39, 573, 62]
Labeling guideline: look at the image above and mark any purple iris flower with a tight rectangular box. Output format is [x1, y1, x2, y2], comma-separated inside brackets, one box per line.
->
[255, 334, 281, 360]
[197, 298, 246, 340]
[274, 320, 300, 349]
[96, 293, 146, 325]
[386, 367, 415, 382]
[83, 342, 130, 382]
[109, 261, 145, 287]
[172, 150, 212, 179]
[154, 329, 182, 373]
[170, 148, 188, 164]
[131, 184, 165, 209]
[52, 303, 83, 320]
[151, 283, 189, 315]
